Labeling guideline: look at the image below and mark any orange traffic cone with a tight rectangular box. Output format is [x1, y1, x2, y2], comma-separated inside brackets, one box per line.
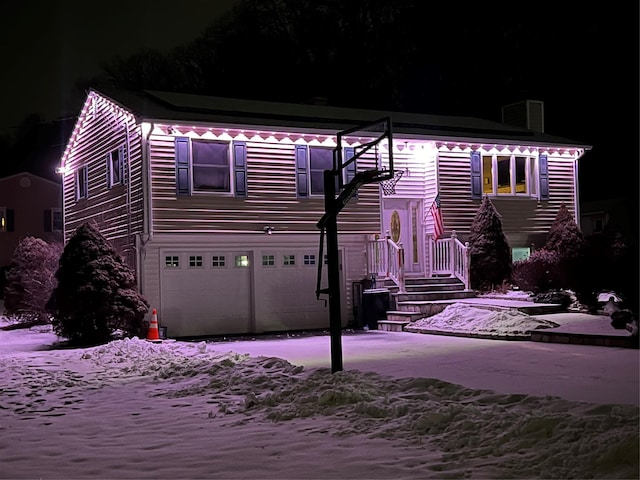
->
[146, 309, 162, 343]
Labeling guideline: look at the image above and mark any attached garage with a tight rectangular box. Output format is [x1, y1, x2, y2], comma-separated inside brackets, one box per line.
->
[158, 246, 340, 338]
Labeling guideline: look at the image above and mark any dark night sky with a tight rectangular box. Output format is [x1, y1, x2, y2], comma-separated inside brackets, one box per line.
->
[2, 1, 638, 209]
[1, 0, 237, 132]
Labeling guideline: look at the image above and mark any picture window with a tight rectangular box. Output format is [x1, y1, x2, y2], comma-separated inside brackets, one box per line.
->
[481, 154, 536, 196]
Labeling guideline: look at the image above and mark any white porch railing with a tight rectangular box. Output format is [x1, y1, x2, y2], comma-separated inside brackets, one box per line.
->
[366, 230, 470, 292]
[427, 230, 470, 290]
[365, 233, 406, 293]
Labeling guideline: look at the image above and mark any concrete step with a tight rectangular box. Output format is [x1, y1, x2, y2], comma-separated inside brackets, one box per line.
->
[377, 320, 410, 332]
[389, 283, 466, 293]
[394, 290, 476, 303]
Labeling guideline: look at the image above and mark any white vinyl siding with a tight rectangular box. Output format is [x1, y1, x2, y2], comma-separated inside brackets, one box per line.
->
[149, 129, 380, 234]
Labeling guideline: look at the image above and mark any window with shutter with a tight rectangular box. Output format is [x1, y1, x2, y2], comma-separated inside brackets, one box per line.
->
[471, 151, 540, 198]
[175, 137, 242, 196]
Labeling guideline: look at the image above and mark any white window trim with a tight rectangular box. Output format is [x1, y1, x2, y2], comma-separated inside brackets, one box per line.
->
[191, 139, 234, 196]
[482, 153, 537, 197]
[76, 166, 88, 200]
[107, 148, 125, 188]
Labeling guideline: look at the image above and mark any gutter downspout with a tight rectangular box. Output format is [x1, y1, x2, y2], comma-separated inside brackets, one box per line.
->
[125, 120, 132, 262]
[573, 148, 587, 228]
[136, 121, 154, 295]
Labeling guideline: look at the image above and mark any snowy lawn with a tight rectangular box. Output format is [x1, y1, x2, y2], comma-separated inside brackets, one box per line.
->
[1, 307, 639, 480]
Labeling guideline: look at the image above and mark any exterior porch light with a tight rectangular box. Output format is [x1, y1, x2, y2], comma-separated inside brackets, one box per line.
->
[263, 225, 275, 235]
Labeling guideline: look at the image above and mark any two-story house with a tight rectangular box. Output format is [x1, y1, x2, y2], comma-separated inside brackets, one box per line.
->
[58, 89, 590, 337]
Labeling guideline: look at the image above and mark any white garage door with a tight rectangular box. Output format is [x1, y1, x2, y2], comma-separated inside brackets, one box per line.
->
[160, 248, 339, 337]
[253, 249, 333, 332]
[161, 251, 252, 337]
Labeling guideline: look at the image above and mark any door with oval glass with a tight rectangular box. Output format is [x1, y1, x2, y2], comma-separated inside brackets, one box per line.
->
[381, 198, 424, 275]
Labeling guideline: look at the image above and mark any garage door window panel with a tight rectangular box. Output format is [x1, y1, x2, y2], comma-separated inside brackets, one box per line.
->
[189, 255, 203, 268]
[212, 255, 226, 267]
[262, 254, 275, 267]
[235, 255, 249, 267]
[165, 255, 180, 268]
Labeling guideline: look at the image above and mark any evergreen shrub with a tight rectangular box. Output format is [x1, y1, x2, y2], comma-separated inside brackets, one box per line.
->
[468, 196, 512, 291]
[3, 237, 62, 325]
[46, 221, 149, 346]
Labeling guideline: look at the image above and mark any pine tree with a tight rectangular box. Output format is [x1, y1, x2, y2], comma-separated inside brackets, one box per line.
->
[468, 196, 512, 291]
[544, 203, 590, 302]
[46, 221, 149, 346]
[3, 237, 62, 325]
[545, 203, 587, 260]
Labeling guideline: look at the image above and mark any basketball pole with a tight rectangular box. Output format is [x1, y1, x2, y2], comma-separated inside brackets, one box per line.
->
[324, 168, 343, 373]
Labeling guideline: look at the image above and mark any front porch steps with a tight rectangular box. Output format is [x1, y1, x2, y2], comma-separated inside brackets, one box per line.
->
[369, 276, 567, 332]
[368, 276, 475, 331]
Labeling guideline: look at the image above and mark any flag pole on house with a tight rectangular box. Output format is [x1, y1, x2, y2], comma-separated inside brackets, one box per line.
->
[429, 193, 444, 240]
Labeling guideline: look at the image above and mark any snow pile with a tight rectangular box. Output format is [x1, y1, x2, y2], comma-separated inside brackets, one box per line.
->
[408, 303, 560, 337]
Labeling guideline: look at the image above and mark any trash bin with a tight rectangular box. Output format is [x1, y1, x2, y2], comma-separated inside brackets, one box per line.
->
[360, 288, 391, 330]
[351, 276, 376, 328]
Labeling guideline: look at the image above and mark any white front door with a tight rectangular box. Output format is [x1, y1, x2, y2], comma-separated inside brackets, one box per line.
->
[382, 199, 424, 275]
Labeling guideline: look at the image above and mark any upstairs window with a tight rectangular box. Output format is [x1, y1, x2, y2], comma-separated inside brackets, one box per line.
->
[76, 166, 88, 200]
[471, 152, 548, 200]
[193, 140, 230, 192]
[175, 137, 247, 197]
[107, 147, 125, 188]
[296, 145, 347, 197]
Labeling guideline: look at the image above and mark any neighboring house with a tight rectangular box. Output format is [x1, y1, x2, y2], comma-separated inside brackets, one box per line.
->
[58, 89, 590, 337]
[0, 172, 63, 269]
[580, 197, 633, 238]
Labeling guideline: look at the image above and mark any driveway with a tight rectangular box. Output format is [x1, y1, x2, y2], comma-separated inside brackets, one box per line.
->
[208, 329, 640, 406]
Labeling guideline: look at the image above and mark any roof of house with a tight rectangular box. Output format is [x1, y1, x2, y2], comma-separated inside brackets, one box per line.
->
[0, 171, 61, 186]
[91, 88, 591, 149]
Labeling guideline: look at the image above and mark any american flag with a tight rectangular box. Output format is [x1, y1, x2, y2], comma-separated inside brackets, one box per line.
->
[429, 194, 444, 240]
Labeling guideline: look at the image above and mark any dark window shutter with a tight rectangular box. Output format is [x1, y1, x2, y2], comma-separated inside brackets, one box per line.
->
[233, 141, 247, 197]
[344, 147, 356, 183]
[539, 154, 549, 200]
[470, 151, 482, 199]
[6, 209, 14, 232]
[295, 145, 308, 198]
[344, 147, 357, 198]
[44, 209, 52, 232]
[106, 153, 111, 188]
[175, 137, 191, 196]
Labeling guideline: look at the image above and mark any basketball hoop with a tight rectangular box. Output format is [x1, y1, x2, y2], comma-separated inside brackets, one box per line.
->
[380, 169, 404, 196]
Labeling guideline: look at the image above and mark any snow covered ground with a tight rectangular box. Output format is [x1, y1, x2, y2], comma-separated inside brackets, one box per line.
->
[1, 305, 638, 479]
